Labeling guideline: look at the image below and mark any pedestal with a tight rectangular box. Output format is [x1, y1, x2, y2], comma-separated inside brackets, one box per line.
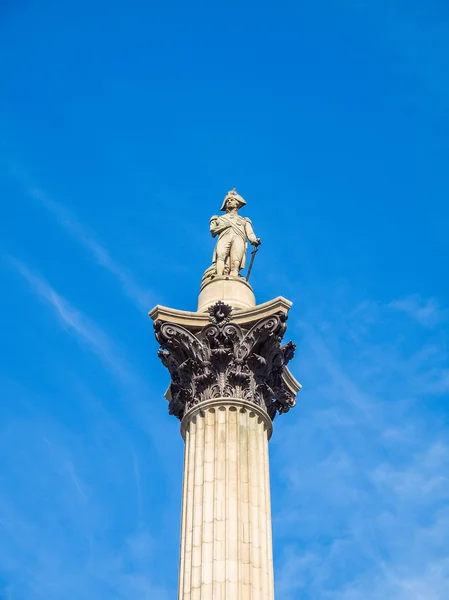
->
[198, 277, 256, 313]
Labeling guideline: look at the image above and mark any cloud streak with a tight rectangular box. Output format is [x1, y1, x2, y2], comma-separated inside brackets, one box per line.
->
[29, 187, 153, 312]
[1, 257, 178, 598]
[6, 255, 176, 475]
[8, 256, 132, 382]
[272, 293, 449, 599]
[0, 409, 174, 600]
[390, 294, 446, 328]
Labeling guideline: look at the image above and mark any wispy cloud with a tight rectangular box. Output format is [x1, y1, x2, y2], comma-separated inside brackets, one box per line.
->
[390, 294, 446, 328]
[272, 294, 449, 599]
[7, 255, 133, 382]
[1, 257, 177, 598]
[66, 460, 87, 502]
[0, 408, 174, 600]
[29, 187, 153, 312]
[5, 255, 176, 472]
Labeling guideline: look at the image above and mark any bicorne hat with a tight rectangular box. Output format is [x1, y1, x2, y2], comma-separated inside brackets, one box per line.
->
[220, 188, 247, 212]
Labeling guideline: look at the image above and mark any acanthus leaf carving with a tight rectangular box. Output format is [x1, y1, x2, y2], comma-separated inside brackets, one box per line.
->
[154, 303, 298, 420]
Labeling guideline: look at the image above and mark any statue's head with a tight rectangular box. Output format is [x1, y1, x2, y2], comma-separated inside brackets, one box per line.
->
[220, 188, 246, 212]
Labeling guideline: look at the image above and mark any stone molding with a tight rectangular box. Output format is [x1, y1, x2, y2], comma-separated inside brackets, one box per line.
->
[149, 296, 293, 332]
[181, 397, 273, 441]
[153, 300, 299, 421]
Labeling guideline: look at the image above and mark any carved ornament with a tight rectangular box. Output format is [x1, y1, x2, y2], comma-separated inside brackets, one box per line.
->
[154, 301, 297, 421]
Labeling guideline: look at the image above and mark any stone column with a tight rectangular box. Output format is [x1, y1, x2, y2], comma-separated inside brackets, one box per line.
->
[151, 299, 301, 600]
[178, 399, 274, 600]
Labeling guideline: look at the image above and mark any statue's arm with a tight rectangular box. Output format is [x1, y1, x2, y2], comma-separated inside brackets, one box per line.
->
[245, 218, 261, 246]
[209, 216, 220, 237]
[210, 216, 227, 238]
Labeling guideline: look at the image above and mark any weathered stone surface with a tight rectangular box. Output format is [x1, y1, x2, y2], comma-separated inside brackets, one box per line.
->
[149, 190, 302, 600]
[202, 188, 261, 286]
[197, 276, 256, 313]
[153, 300, 298, 421]
[149, 295, 294, 332]
[178, 400, 275, 600]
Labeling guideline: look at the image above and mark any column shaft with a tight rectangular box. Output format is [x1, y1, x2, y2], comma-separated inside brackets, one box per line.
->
[178, 399, 274, 600]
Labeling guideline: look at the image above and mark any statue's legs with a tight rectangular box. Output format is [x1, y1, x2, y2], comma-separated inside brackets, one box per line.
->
[215, 234, 233, 276]
[216, 234, 245, 277]
[229, 236, 245, 277]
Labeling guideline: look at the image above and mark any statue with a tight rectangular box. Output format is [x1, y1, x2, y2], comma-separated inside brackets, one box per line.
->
[201, 189, 261, 286]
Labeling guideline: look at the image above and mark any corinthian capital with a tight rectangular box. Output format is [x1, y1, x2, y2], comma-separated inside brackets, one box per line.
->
[153, 301, 300, 421]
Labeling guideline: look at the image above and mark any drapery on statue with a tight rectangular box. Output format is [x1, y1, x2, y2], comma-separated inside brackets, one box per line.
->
[201, 189, 261, 286]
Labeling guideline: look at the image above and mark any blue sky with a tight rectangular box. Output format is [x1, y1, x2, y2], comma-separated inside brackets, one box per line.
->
[1, 0, 448, 598]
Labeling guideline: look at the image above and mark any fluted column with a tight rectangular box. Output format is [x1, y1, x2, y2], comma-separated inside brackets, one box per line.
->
[150, 299, 301, 600]
[179, 399, 274, 600]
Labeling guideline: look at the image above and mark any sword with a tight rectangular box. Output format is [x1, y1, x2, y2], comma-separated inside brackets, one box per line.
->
[246, 244, 259, 282]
